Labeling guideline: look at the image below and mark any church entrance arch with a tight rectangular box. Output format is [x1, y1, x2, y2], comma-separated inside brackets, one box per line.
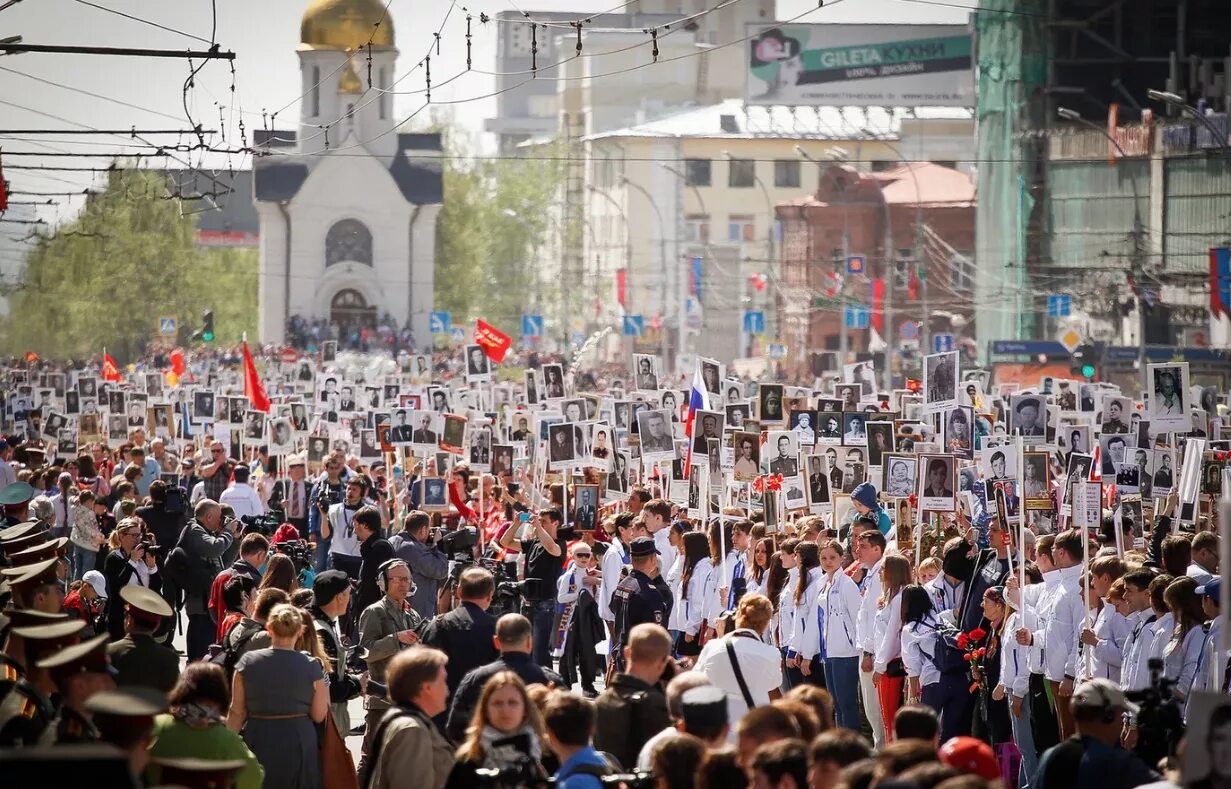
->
[330, 288, 377, 340]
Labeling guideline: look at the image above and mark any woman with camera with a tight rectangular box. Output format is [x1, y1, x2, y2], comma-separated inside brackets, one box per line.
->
[102, 517, 160, 641]
[446, 671, 548, 789]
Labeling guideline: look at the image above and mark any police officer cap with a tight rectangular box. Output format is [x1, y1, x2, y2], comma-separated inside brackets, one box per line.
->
[3, 607, 68, 629]
[0, 530, 49, 558]
[8, 536, 68, 568]
[629, 536, 659, 558]
[120, 585, 173, 620]
[36, 633, 113, 680]
[313, 569, 350, 606]
[0, 482, 35, 506]
[3, 557, 61, 597]
[154, 756, 251, 789]
[85, 686, 167, 718]
[14, 619, 89, 663]
[0, 520, 42, 542]
[681, 686, 728, 730]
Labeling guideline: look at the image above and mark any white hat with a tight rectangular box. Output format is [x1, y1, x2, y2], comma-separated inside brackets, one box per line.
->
[287, 454, 306, 467]
[82, 570, 107, 599]
[1071, 678, 1138, 716]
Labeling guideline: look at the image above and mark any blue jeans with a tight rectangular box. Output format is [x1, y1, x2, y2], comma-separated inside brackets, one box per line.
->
[71, 544, 96, 581]
[528, 599, 555, 668]
[823, 656, 861, 730]
[1013, 691, 1038, 789]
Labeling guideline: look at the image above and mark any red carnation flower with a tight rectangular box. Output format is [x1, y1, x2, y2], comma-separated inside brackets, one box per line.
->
[964, 653, 974, 662]
[970, 627, 988, 642]
[956, 633, 969, 650]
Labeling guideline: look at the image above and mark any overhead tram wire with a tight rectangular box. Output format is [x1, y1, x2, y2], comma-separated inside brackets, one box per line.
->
[70, 0, 214, 44]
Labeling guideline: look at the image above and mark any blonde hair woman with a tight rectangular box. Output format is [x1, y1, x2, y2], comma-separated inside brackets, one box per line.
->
[227, 603, 329, 789]
[102, 517, 156, 641]
[447, 671, 547, 786]
[693, 593, 783, 737]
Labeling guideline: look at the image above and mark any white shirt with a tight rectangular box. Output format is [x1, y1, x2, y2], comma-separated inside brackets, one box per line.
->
[901, 614, 942, 688]
[679, 559, 715, 636]
[789, 567, 824, 661]
[219, 482, 264, 521]
[693, 632, 783, 741]
[1000, 611, 1031, 699]
[636, 727, 680, 771]
[924, 575, 965, 617]
[1078, 602, 1130, 682]
[1186, 562, 1216, 588]
[653, 527, 679, 594]
[1185, 618, 1224, 722]
[598, 537, 627, 622]
[855, 557, 884, 655]
[873, 590, 904, 674]
[777, 566, 799, 652]
[1019, 570, 1062, 675]
[190, 480, 208, 506]
[819, 570, 863, 660]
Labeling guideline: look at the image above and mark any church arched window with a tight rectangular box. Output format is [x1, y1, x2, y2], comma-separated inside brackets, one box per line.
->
[325, 219, 372, 267]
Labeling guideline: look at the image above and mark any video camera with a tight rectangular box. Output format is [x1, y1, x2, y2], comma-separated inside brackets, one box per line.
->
[1126, 657, 1184, 766]
[240, 507, 286, 536]
[438, 525, 478, 558]
[274, 538, 313, 574]
[138, 534, 166, 561]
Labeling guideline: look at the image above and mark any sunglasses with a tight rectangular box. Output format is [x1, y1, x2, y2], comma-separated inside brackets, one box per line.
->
[575, 553, 593, 559]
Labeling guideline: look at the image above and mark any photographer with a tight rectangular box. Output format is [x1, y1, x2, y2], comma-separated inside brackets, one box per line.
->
[1035, 679, 1158, 789]
[175, 499, 241, 661]
[323, 474, 371, 580]
[308, 455, 346, 572]
[102, 517, 161, 642]
[135, 480, 187, 566]
[392, 510, 448, 620]
[499, 508, 566, 668]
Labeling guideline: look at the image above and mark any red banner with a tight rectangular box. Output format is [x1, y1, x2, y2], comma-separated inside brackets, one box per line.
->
[474, 319, 512, 363]
[615, 268, 627, 308]
[242, 340, 270, 412]
[102, 353, 122, 382]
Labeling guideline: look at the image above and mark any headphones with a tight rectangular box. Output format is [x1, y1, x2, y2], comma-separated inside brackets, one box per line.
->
[377, 559, 412, 594]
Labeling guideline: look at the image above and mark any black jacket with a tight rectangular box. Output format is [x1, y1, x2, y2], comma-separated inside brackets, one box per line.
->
[421, 601, 498, 695]
[102, 550, 163, 641]
[593, 673, 670, 770]
[446, 652, 565, 743]
[357, 533, 396, 614]
[311, 606, 363, 704]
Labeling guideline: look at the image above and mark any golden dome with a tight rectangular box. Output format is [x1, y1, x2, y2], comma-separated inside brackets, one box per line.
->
[301, 0, 394, 51]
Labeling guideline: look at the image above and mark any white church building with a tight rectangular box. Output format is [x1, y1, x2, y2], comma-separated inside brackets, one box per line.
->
[254, 0, 442, 345]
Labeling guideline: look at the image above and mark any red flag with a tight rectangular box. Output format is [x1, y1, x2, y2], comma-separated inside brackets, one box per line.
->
[0, 151, 7, 213]
[102, 352, 122, 382]
[474, 319, 512, 363]
[169, 348, 185, 376]
[242, 339, 270, 412]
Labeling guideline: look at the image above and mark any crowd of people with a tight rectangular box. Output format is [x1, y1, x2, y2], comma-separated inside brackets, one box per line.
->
[0, 345, 1227, 789]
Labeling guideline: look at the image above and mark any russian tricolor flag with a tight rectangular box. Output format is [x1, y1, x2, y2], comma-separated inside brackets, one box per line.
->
[684, 365, 710, 476]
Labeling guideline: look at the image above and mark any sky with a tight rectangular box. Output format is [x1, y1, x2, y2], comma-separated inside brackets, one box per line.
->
[0, 0, 968, 221]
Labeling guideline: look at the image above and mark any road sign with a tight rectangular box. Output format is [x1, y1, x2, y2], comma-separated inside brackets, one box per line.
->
[279, 348, 299, 365]
[450, 327, 465, 344]
[1058, 327, 1083, 354]
[521, 314, 544, 338]
[899, 320, 919, 341]
[843, 306, 869, 330]
[767, 342, 787, 360]
[1046, 294, 1072, 318]
[932, 333, 955, 354]
[157, 316, 177, 337]
[622, 315, 645, 337]
[846, 255, 866, 275]
[429, 311, 451, 335]
[743, 310, 765, 335]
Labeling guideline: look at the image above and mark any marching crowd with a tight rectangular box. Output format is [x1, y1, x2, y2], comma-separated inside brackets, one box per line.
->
[0, 346, 1227, 789]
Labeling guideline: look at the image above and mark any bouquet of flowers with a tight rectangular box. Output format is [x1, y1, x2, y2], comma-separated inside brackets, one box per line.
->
[957, 627, 991, 692]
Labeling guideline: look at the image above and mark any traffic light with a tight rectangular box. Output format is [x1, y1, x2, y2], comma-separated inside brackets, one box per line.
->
[1071, 343, 1096, 380]
[200, 309, 215, 343]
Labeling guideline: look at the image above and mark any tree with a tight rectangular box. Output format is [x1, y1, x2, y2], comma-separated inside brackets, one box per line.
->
[433, 132, 563, 334]
[0, 169, 257, 361]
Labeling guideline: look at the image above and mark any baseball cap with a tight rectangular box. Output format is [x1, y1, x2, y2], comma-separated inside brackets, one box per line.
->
[938, 736, 999, 780]
[1197, 577, 1222, 600]
[1070, 677, 1139, 717]
[82, 570, 108, 599]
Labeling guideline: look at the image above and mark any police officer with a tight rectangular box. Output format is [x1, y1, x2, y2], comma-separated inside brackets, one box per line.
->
[106, 586, 179, 694]
[38, 633, 114, 743]
[610, 536, 672, 672]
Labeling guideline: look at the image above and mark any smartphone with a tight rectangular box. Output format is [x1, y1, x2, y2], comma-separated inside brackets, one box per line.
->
[518, 511, 531, 524]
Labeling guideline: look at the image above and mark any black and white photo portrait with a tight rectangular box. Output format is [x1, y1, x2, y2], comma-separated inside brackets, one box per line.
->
[243, 410, 265, 441]
[766, 431, 799, 476]
[573, 484, 599, 531]
[725, 401, 749, 430]
[834, 383, 860, 412]
[422, 478, 448, 511]
[1101, 396, 1132, 435]
[700, 358, 723, 399]
[805, 454, 830, 509]
[733, 431, 761, 482]
[469, 427, 492, 468]
[1147, 362, 1192, 433]
[919, 455, 956, 511]
[691, 410, 725, 454]
[866, 421, 895, 467]
[411, 411, 441, 449]
[1009, 394, 1047, 438]
[758, 383, 784, 424]
[465, 344, 492, 380]
[636, 408, 675, 457]
[543, 364, 566, 399]
[606, 451, 631, 496]
[440, 414, 466, 454]
[492, 444, 515, 477]
[883, 454, 917, 498]
[842, 413, 867, 445]
[789, 409, 817, 446]
[270, 418, 294, 455]
[633, 354, 660, 391]
[1100, 433, 1129, 476]
[924, 351, 958, 412]
[816, 411, 842, 444]
[524, 369, 540, 405]
[547, 423, 578, 468]
[193, 391, 215, 424]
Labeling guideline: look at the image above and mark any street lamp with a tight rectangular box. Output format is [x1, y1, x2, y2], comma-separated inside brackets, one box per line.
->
[1057, 106, 1150, 393]
[1145, 89, 1231, 164]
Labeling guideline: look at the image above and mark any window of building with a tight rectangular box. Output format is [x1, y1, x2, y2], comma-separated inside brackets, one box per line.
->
[325, 219, 373, 267]
[310, 65, 320, 117]
[378, 67, 388, 120]
[774, 159, 800, 188]
[685, 215, 710, 243]
[728, 158, 755, 188]
[526, 94, 556, 119]
[728, 214, 756, 243]
[684, 159, 711, 187]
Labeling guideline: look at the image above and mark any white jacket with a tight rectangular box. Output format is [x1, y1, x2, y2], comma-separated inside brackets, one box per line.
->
[1043, 564, 1085, 682]
[855, 558, 884, 655]
[598, 537, 627, 622]
[778, 566, 799, 652]
[790, 567, 824, 661]
[1121, 609, 1158, 691]
[873, 590, 904, 674]
[1019, 571, 1061, 675]
[901, 614, 941, 688]
[1162, 623, 1204, 700]
[1000, 611, 1031, 699]
[819, 570, 863, 660]
[679, 559, 715, 637]
[1076, 602, 1129, 682]
[1185, 618, 1224, 722]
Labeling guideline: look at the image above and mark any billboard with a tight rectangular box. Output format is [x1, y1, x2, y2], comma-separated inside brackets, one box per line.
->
[746, 24, 974, 107]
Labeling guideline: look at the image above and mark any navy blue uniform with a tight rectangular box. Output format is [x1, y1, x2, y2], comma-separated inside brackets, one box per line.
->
[610, 569, 672, 670]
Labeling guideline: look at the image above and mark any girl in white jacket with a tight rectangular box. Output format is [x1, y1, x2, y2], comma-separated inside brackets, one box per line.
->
[676, 531, 714, 658]
[872, 554, 912, 739]
[775, 539, 801, 689]
[817, 540, 864, 729]
[785, 542, 824, 686]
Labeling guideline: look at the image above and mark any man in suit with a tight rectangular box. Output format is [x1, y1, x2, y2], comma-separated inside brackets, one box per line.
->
[420, 567, 498, 696]
[768, 435, 798, 476]
[269, 454, 311, 538]
[639, 412, 674, 454]
[389, 410, 414, 443]
[1014, 399, 1045, 436]
[411, 413, 437, 445]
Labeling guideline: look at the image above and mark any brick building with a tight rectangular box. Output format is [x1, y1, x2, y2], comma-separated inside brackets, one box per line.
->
[776, 161, 975, 379]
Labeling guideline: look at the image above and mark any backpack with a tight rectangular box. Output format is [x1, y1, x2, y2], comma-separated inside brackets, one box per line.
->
[919, 621, 968, 675]
[594, 684, 657, 768]
[161, 526, 216, 607]
[209, 621, 260, 680]
[163, 485, 186, 515]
